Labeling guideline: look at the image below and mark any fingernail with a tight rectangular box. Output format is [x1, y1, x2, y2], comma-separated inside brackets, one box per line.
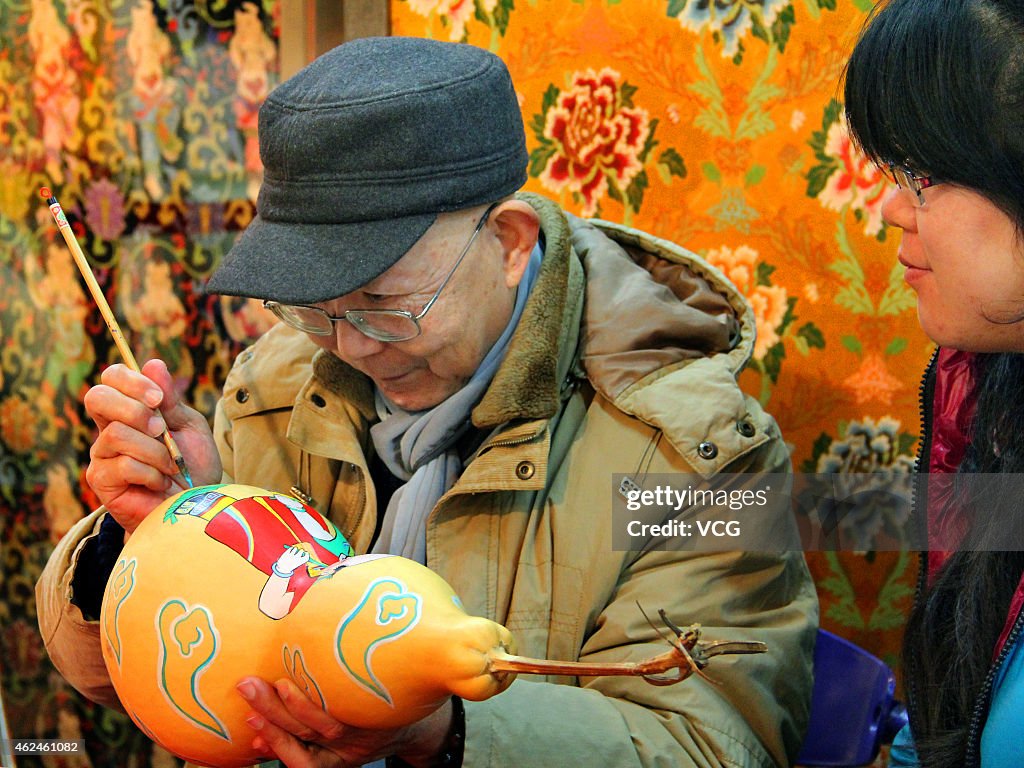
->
[147, 416, 165, 437]
[237, 681, 255, 700]
[143, 390, 163, 408]
[246, 714, 265, 730]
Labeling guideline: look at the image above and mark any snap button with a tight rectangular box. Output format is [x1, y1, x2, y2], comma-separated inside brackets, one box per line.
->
[737, 420, 756, 438]
[311, 393, 327, 408]
[697, 441, 718, 460]
[235, 388, 249, 403]
[515, 461, 535, 480]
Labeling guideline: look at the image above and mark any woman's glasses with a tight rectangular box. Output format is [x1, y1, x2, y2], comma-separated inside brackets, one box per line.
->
[886, 163, 943, 206]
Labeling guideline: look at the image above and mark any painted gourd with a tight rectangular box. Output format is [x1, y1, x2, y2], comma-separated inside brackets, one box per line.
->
[100, 484, 517, 768]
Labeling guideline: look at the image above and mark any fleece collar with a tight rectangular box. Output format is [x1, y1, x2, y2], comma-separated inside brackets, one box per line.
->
[471, 193, 585, 428]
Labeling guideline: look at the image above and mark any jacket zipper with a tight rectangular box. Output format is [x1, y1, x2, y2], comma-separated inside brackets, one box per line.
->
[470, 424, 546, 462]
[483, 432, 540, 451]
[910, 348, 938, 567]
[965, 608, 1024, 766]
[904, 349, 938, 734]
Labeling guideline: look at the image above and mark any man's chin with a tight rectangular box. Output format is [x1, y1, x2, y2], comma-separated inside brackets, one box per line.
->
[375, 376, 450, 412]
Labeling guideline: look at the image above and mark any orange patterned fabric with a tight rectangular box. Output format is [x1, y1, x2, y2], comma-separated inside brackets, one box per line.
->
[0, 0, 925, 758]
[392, 0, 928, 680]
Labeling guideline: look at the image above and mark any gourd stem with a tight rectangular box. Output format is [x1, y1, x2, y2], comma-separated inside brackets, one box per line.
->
[486, 648, 686, 677]
[485, 639, 767, 681]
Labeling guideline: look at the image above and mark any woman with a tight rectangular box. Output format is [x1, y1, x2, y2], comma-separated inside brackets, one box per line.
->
[843, 1, 1024, 766]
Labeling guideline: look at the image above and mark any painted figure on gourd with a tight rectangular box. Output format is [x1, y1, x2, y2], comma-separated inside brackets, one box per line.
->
[102, 484, 763, 767]
[163, 486, 383, 619]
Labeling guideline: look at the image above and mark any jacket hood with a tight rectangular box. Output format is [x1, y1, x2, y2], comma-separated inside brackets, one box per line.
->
[573, 216, 747, 403]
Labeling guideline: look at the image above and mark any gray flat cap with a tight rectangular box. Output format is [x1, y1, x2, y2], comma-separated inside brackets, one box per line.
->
[207, 36, 528, 304]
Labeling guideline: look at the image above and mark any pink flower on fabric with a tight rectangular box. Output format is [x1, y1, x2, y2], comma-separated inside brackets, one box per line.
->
[817, 123, 888, 236]
[538, 68, 650, 216]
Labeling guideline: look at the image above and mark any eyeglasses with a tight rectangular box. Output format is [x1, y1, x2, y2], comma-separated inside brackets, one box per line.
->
[264, 203, 497, 343]
[886, 163, 943, 206]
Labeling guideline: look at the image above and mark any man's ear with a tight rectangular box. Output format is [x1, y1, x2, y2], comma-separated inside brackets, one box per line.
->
[490, 199, 541, 289]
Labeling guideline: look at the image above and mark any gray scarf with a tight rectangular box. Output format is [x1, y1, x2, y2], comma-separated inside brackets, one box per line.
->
[369, 245, 542, 564]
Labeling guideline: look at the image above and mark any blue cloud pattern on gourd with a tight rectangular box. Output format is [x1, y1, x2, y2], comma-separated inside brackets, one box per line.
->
[284, 644, 327, 710]
[103, 558, 137, 668]
[157, 599, 228, 740]
[335, 579, 422, 706]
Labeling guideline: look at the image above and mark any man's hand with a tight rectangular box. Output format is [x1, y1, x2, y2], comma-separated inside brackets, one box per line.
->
[84, 359, 222, 532]
[238, 676, 455, 768]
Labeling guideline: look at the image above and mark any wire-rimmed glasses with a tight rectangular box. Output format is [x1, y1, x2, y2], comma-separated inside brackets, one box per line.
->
[264, 203, 498, 343]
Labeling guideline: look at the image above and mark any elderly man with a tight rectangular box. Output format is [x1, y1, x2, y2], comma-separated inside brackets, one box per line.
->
[37, 37, 817, 768]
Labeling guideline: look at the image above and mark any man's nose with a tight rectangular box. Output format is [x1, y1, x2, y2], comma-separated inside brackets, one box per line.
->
[330, 319, 386, 360]
[880, 186, 917, 233]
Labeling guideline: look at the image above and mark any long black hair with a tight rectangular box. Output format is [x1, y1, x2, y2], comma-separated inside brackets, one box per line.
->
[844, 1, 1024, 766]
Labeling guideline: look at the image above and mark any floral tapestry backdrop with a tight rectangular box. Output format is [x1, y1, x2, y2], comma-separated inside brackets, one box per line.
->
[1, 0, 278, 763]
[0, 0, 929, 764]
[394, 0, 929, 689]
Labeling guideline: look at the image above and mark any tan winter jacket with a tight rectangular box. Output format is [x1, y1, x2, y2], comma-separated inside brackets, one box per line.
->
[37, 193, 818, 767]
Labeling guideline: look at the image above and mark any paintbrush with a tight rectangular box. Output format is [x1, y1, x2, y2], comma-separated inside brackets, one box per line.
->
[40, 187, 194, 490]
